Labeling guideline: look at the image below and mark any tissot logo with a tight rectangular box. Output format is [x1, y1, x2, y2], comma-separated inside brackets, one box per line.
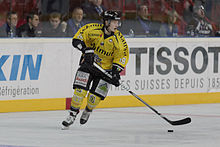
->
[0, 54, 42, 81]
[130, 46, 220, 75]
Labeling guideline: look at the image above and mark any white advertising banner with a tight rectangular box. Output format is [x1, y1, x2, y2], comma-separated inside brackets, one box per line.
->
[0, 38, 80, 100]
[0, 38, 220, 100]
[108, 38, 220, 96]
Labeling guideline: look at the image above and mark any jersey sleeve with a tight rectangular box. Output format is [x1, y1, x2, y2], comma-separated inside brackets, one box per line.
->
[72, 24, 92, 51]
[113, 31, 129, 71]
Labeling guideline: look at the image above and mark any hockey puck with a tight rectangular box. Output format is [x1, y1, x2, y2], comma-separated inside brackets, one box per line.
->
[168, 130, 174, 132]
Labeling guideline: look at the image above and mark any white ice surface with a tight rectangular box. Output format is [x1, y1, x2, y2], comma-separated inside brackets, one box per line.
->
[0, 104, 220, 147]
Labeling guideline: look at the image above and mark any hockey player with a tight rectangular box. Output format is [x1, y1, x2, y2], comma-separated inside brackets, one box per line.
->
[61, 10, 129, 129]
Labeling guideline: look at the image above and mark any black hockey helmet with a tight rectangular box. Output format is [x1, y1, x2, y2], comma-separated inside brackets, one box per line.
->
[102, 10, 121, 21]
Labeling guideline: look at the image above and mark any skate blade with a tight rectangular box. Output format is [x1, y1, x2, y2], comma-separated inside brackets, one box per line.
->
[61, 125, 70, 130]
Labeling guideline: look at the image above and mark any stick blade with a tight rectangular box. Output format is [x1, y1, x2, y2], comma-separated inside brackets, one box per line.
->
[169, 117, 191, 126]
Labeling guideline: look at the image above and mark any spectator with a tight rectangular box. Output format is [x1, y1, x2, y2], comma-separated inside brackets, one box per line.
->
[66, 7, 86, 37]
[186, 5, 214, 37]
[41, 12, 66, 37]
[193, 0, 206, 8]
[183, 0, 194, 25]
[17, 12, 41, 37]
[159, 10, 179, 37]
[0, 11, 18, 37]
[150, 0, 168, 23]
[120, 4, 160, 37]
[82, 0, 106, 22]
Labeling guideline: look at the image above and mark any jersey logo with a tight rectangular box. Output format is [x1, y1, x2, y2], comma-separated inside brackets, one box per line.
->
[95, 80, 110, 97]
[89, 33, 100, 36]
[74, 71, 89, 87]
[109, 39, 113, 43]
[99, 83, 108, 92]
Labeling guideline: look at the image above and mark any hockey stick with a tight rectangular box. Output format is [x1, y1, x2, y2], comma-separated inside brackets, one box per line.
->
[93, 63, 191, 126]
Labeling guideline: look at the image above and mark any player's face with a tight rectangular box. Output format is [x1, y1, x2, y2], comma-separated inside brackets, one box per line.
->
[108, 20, 119, 33]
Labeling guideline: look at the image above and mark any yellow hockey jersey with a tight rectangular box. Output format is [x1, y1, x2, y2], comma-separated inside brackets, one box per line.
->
[73, 23, 129, 71]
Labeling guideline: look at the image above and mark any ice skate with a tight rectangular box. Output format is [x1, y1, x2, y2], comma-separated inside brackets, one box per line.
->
[61, 110, 78, 130]
[80, 108, 92, 125]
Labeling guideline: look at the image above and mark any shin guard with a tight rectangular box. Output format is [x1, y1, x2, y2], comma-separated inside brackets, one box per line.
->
[86, 93, 101, 111]
[71, 88, 87, 109]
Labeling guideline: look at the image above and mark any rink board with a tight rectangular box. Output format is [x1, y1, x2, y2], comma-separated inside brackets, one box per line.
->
[0, 38, 220, 112]
[1, 92, 220, 112]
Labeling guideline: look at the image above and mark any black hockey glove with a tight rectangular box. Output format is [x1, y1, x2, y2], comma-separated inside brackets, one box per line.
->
[82, 48, 94, 66]
[111, 66, 121, 87]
